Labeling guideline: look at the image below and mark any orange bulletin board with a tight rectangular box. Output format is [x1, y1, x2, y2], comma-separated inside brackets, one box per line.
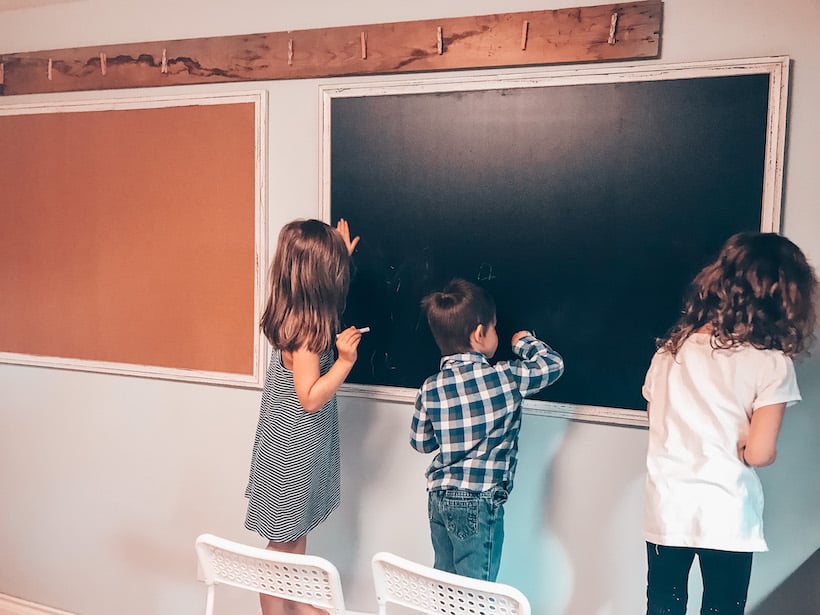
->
[0, 92, 267, 387]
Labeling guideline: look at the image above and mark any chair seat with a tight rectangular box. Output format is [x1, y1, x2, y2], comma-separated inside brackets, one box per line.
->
[371, 551, 531, 615]
[195, 533, 375, 615]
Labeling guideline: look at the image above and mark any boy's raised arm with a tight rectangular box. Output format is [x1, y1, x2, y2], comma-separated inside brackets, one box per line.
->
[510, 333, 565, 396]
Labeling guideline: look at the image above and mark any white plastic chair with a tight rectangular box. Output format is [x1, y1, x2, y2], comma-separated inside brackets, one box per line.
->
[371, 551, 531, 615]
[195, 533, 372, 615]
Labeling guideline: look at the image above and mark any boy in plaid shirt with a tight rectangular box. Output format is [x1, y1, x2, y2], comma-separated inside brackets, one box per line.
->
[410, 278, 564, 581]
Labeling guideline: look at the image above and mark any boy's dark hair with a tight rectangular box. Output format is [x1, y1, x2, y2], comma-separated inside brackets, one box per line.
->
[421, 278, 496, 355]
[661, 231, 817, 357]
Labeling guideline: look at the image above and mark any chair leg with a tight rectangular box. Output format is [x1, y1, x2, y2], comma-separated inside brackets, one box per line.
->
[205, 585, 215, 615]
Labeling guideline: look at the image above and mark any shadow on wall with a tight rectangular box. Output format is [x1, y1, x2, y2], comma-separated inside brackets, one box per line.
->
[314, 397, 432, 612]
[544, 420, 648, 615]
[749, 548, 820, 615]
[498, 413, 570, 613]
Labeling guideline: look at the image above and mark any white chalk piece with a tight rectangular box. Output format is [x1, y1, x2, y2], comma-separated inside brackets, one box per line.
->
[357, 327, 371, 334]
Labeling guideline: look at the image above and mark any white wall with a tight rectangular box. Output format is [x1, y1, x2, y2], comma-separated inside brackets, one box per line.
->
[1, 2, 818, 614]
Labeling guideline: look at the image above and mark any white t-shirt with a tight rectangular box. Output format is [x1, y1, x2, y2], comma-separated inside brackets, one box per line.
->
[642, 333, 801, 552]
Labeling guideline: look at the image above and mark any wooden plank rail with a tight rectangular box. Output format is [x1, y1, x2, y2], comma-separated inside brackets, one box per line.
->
[0, 1, 661, 96]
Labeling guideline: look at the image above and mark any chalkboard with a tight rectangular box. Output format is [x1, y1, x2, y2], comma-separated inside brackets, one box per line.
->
[321, 58, 788, 418]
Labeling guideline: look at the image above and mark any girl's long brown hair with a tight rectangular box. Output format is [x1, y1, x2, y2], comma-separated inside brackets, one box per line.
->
[260, 219, 350, 353]
[661, 232, 817, 357]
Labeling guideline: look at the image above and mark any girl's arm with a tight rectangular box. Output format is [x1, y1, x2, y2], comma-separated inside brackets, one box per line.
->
[290, 326, 362, 412]
[741, 403, 786, 467]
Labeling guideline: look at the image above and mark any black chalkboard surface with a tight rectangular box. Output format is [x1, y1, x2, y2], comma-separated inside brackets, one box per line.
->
[327, 64, 782, 412]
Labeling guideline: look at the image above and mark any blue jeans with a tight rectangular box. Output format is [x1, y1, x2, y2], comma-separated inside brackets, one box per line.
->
[428, 486, 508, 581]
[646, 542, 753, 615]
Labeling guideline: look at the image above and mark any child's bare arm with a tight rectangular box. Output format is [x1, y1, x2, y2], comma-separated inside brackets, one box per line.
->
[741, 403, 786, 466]
[291, 327, 362, 412]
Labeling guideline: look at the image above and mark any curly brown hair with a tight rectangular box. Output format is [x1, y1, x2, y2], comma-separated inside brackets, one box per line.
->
[260, 219, 350, 353]
[661, 232, 817, 357]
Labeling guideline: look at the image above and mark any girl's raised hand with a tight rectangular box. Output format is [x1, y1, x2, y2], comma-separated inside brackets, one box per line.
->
[335, 325, 363, 365]
[336, 218, 360, 255]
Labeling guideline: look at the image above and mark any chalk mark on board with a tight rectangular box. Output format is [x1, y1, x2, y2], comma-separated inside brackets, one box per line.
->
[369, 350, 398, 378]
[476, 262, 496, 281]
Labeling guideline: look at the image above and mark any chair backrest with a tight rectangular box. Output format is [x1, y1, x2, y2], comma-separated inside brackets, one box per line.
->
[195, 533, 348, 615]
[370, 552, 531, 615]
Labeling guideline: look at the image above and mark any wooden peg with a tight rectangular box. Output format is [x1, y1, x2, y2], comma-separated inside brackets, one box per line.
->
[288, 39, 293, 65]
[99, 52, 107, 75]
[47, 58, 53, 81]
[608, 11, 619, 45]
[360, 31, 367, 60]
[437, 26, 444, 54]
[521, 20, 529, 51]
[161, 48, 168, 73]
[0, 62, 4, 86]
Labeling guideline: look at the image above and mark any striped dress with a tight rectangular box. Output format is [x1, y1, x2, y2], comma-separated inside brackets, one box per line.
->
[244, 348, 341, 542]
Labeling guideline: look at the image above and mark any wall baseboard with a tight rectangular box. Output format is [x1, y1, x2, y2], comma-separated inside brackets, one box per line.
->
[0, 595, 76, 615]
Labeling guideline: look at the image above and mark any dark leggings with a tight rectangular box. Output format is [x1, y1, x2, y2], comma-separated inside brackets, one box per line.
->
[646, 542, 753, 615]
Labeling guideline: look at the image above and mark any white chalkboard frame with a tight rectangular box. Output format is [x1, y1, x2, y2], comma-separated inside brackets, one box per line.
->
[320, 56, 789, 427]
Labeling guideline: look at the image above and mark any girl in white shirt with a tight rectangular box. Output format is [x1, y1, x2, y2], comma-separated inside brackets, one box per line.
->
[642, 232, 817, 615]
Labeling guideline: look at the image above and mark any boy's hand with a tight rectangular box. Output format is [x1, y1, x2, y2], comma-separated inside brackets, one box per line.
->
[335, 325, 363, 364]
[511, 330, 532, 346]
[336, 218, 360, 255]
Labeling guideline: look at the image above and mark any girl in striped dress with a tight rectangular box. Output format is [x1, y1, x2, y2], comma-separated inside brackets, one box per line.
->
[245, 218, 362, 615]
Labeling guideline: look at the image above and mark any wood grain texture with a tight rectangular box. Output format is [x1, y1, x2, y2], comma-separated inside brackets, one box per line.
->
[0, 1, 661, 95]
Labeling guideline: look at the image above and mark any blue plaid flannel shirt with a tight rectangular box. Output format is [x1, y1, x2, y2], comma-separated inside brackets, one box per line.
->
[410, 334, 564, 493]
